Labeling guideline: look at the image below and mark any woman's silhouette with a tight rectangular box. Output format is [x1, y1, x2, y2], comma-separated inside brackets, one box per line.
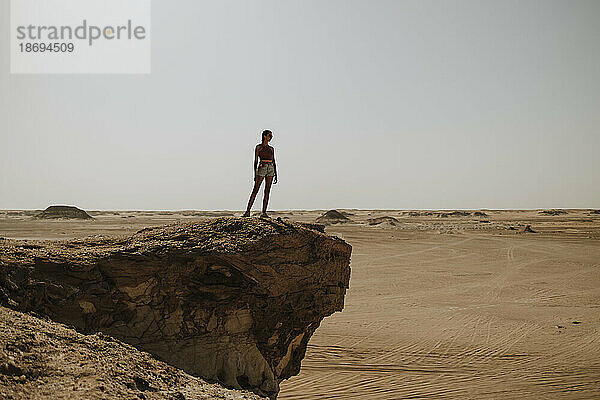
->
[243, 130, 278, 218]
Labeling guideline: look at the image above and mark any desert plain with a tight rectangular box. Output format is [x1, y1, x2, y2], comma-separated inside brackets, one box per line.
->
[1, 208, 599, 399]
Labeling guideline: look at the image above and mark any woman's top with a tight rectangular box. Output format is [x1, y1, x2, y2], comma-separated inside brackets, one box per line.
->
[258, 144, 274, 162]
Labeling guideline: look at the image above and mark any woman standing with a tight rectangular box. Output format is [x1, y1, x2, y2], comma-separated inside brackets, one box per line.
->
[243, 130, 278, 218]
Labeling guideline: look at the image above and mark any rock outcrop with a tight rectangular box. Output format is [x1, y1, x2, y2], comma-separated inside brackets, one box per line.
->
[366, 216, 400, 226]
[35, 205, 93, 220]
[0, 306, 263, 400]
[315, 210, 352, 225]
[539, 209, 567, 216]
[0, 217, 352, 399]
[523, 225, 536, 233]
[438, 211, 472, 218]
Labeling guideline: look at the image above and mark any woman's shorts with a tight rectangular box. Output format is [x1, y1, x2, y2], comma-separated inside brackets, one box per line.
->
[257, 163, 275, 177]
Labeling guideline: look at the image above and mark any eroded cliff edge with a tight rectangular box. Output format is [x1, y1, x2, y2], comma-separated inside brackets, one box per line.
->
[0, 217, 352, 399]
[0, 306, 264, 400]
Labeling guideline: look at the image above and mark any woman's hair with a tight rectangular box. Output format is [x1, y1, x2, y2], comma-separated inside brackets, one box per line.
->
[261, 130, 272, 144]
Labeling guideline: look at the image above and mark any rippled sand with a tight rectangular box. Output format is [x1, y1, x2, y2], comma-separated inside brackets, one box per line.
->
[279, 211, 600, 399]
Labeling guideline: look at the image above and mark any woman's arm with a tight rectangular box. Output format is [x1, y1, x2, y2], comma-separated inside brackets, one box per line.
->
[253, 145, 259, 179]
[273, 148, 278, 184]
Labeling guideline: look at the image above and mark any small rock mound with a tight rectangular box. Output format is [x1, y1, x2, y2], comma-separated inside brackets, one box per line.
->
[523, 225, 536, 233]
[539, 210, 567, 216]
[473, 211, 488, 217]
[440, 211, 472, 218]
[35, 205, 93, 220]
[589, 210, 600, 215]
[366, 216, 400, 226]
[406, 211, 436, 217]
[316, 210, 351, 225]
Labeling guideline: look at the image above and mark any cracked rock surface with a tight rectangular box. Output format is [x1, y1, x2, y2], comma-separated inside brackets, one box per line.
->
[0, 306, 263, 400]
[0, 217, 352, 399]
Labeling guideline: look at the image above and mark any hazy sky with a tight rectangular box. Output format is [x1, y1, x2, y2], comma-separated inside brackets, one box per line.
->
[1, 0, 599, 210]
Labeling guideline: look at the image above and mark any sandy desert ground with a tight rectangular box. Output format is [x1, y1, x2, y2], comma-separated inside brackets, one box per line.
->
[1, 208, 599, 399]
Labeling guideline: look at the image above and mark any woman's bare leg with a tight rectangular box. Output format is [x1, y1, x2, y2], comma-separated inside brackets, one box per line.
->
[262, 176, 274, 215]
[245, 176, 264, 215]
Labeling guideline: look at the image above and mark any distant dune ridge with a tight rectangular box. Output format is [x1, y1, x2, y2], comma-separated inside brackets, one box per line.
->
[35, 205, 93, 220]
[404, 210, 488, 218]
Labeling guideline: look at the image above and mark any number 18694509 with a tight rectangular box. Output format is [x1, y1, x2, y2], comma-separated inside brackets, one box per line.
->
[19, 42, 74, 53]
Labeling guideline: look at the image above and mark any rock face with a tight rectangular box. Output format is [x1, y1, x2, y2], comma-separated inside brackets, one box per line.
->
[0, 306, 263, 400]
[0, 217, 352, 399]
[35, 205, 93, 220]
